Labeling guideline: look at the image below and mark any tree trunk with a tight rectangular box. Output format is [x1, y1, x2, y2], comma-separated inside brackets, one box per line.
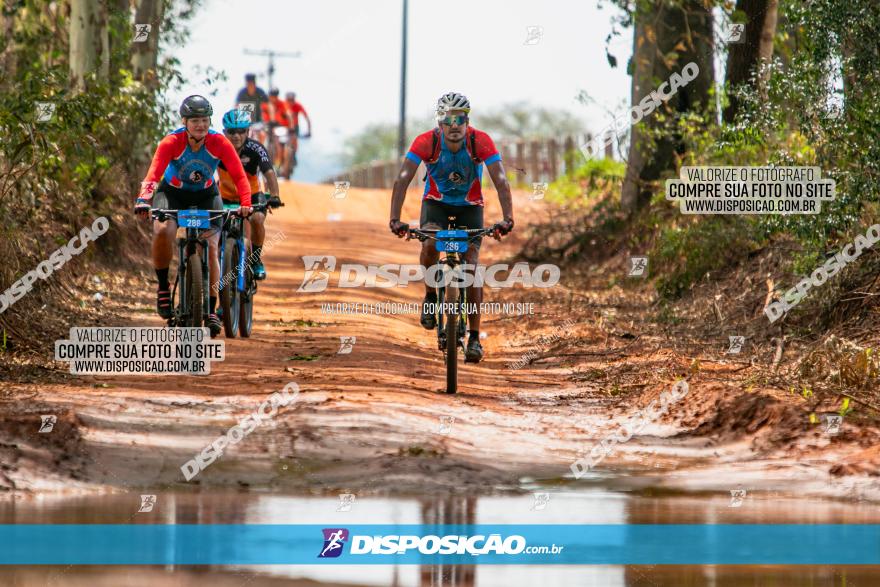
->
[107, 0, 131, 87]
[69, 0, 108, 90]
[621, 0, 715, 214]
[0, 0, 18, 88]
[131, 0, 164, 88]
[722, 0, 778, 123]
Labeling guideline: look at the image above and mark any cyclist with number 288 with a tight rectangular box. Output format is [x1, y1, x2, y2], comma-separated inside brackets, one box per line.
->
[389, 92, 514, 363]
[134, 95, 252, 338]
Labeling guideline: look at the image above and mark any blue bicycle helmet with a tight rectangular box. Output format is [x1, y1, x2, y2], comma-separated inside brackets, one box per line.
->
[222, 109, 252, 130]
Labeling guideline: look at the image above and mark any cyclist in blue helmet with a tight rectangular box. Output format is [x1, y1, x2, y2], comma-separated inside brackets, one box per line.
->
[217, 109, 282, 281]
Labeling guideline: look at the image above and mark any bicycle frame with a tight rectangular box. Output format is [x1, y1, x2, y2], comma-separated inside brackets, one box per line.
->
[408, 219, 497, 393]
[152, 207, 229, 327]
[218, 208, 248, 296]
[435, 245, 468, 351]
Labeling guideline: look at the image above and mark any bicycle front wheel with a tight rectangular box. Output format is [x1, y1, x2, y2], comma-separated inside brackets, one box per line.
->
[185, 249, 204, 328]
[220, 238, 240, 337]
[444, 285, 459, 394]
[239, 237, 255, 338]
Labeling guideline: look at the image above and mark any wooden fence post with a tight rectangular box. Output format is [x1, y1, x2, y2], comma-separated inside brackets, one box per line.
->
[563, 136, 575, 175]
[515, 142, 525, 187]
[529, 140, 540, 181]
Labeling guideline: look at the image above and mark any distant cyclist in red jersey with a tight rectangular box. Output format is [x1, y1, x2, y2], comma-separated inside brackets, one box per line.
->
[284, 91, 311, 178]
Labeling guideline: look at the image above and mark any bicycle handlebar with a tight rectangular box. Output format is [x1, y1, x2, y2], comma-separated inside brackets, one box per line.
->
[150, 209, 231, 222]
[407, 225, 501, 243]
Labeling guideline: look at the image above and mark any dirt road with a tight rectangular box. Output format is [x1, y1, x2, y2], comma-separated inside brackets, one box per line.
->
[2, 181, 879, 502]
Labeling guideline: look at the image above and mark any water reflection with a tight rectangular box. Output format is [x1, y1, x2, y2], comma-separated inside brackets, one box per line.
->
[1, 489, 880, 585]
[418, 495, 476, 587]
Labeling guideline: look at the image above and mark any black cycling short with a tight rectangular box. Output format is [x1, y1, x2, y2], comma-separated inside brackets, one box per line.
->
[152, 181, 223, 230]
[420, 199, 484, 251]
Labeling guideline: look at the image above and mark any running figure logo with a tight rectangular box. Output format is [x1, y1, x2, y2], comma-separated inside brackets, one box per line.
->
[133, 24, 152, 43]
[531, 492, 550, 511]
[727, 23, 745, 44]
[729, 489, 747, 508]
[727, 336, 745, 354]
[531, 182, 547, 201]
[298, 256, 336, 292]
[336, 493, 356, 512]
[35, 102, 56, 122]
[629, 256, 648, 277]
[524, 25, 544, 45]
[318, 528, 349, 558]
[824, 414, 843, 435]
[138, 494, 157, 513]
[38, 414, 57, 433]
[331, 181, 350, 200]
[337, 336, 356, 355]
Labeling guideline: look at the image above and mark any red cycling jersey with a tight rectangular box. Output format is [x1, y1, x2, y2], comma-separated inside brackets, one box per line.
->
[141, 129, 251, 206]
[261, 97, 290, 126]
[285, 99, 307, 128]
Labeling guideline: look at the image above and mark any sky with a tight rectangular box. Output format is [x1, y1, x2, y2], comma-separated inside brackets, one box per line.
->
[170, 0, 634, 182]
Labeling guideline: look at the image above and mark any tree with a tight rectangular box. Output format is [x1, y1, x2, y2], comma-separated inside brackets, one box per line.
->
[723, 0, 779, 123]
[475, 102, 586, 141]
[620, 0, 716, 214]
[69, 0, 108, 90]
[131, 0, 165, 88]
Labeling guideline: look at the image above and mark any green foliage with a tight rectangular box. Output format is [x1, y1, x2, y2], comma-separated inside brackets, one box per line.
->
[0, 1, 206, 353]
[643, 0, 880, 300]
[547, 157, 625, 206]
[654, 215, 762, 299]
[341, 121, 419, 168]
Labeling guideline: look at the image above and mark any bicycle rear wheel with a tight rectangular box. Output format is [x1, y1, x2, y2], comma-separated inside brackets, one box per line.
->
[239, 237, 255, 338]
[444, 285, 459, 394]
[220, 238, 240, 337]
[185, 249, 204, 328]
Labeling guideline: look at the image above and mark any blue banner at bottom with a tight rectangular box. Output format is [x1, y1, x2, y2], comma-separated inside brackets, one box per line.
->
[1, 524, 878, 565]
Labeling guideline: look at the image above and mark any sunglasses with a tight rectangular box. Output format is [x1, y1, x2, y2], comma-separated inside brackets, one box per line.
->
[439, 114, 468, 126]
[224, 129, 248, 135]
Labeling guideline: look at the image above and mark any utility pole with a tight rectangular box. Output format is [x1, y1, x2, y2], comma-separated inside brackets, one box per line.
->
[243, 49, 302, 90]
[397, 0, 408, 159]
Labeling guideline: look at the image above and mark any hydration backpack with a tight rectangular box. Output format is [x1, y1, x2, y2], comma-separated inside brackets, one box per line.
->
[425, 127, 482, 165]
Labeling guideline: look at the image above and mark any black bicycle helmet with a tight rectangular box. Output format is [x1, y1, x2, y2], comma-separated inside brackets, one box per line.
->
[179, 95, 213, 118]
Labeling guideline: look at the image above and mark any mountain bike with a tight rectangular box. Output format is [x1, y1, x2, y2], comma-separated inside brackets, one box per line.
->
[151, 207, 230, 330]
[217, 197, 283, 338]
[265, 122, 290, 174]
[408, 220, 501, 394]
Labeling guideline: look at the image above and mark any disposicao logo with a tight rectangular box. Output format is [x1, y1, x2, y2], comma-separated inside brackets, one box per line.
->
[318, 528, 349, 558]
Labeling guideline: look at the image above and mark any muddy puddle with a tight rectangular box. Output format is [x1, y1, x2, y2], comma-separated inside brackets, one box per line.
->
[1, 486, 879, 586]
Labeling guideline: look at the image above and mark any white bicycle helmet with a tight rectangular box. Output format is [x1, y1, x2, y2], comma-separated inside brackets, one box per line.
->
[436, 92, 471, 116]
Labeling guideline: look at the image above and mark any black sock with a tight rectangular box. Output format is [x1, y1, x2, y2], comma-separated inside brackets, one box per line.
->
[156, 268, 169, 291]
[253, 246, 262, 262]
[209, 296, 217, 313]
[469, 329, 479, 340]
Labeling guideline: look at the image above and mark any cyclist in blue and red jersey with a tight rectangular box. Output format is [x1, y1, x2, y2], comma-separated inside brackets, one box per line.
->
[388, 92, 514, 363]
[134, 95, 252, 337]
